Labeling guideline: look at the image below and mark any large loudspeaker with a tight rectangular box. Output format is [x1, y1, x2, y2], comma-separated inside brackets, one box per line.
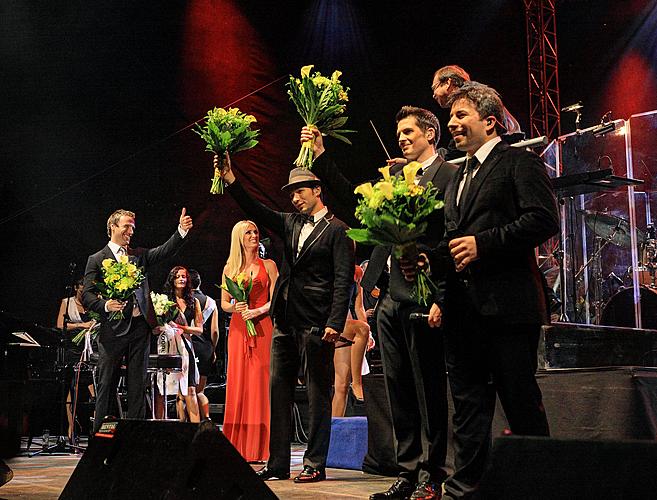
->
[60, 419, 276, 500]
[477, 436, 657, 499]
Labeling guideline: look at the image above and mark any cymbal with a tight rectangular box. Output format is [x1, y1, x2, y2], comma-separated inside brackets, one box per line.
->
[583, 211, 645, 247]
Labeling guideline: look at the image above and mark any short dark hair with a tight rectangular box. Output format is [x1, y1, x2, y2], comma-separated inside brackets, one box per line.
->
[433, 65, 470, 88]
[447, 81, 506, 135]
[188, 269, 201, 289]
[395, 106, 441, 145]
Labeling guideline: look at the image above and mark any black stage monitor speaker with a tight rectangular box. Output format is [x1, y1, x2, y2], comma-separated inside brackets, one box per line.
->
[477, 435, 657, 499]
[60, 419, 277, 500]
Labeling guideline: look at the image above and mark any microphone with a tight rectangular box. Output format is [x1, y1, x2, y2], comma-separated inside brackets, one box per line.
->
[562, 102, 583, 112]
[409, 312, 430, 321]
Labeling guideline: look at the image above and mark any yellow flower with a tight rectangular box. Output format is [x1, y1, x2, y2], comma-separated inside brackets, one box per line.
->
[312, 75, 331, 87]
[228, 107, 239, 115]
[368, 191, 385, 209]
[119, 254, 129, 264]
[245, 114, 257, 124]
[301, 65, 314, 78]
[378, 165, 391, 182]
[102, 259, 114, 269]
[126, 263, 137, 275]
[408, 184, 424, 196]
[338, 90, 348, 102]
[234, 272, 248, 287]
[375, 181, 394, 200]
[117, 277, 132, 292]
[331, 70, 342, 82]
[403, 162, 422, 186]
[354, 182, 374, 199]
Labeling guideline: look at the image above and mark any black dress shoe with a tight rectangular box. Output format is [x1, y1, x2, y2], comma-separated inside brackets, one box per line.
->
[410, 481, 441, 499]
[255, 466, 290, 480]
[293, 465, 326, 483]
[370, 478, 415, 499]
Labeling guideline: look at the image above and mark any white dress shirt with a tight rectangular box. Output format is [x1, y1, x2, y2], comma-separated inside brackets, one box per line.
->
[297, 207, 328, 257]
[456, 136, 501, 205]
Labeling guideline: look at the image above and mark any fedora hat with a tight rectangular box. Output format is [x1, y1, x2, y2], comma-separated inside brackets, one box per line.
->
[281, 167, 322, 192]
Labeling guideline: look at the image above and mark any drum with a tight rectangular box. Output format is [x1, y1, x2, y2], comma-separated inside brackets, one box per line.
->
[601, 286, 657, 329]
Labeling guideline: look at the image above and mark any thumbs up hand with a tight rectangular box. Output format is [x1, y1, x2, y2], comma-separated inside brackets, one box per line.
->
[179, 207, 193, 231]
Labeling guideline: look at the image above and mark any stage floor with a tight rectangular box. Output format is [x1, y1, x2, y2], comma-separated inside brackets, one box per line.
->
[0, 439, 392, 499]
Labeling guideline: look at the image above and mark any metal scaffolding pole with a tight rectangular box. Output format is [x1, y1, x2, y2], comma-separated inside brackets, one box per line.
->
[525, 0, 561, 140]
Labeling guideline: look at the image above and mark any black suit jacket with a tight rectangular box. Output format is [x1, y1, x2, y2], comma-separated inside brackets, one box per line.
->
[312, 153, 457, 303]
[433, 141, 559, 324]
[226, 180, 355, 332]
[82, 230, 184, 336]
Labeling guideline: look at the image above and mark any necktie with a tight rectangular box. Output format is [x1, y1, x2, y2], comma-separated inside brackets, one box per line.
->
[117, 246, 127, 256]
[458, 156, 477, 210]
[301, 215, 316, 226]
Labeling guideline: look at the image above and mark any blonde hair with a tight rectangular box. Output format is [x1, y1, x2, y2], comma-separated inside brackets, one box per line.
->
[107, 209, 135, 237]
[224, 220, 259, 279]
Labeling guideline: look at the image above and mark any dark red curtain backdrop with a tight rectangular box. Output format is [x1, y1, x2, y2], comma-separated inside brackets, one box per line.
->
[1, 0, 656, 326]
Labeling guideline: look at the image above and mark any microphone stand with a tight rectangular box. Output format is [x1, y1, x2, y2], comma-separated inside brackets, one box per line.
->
[30, 263, 85, 456]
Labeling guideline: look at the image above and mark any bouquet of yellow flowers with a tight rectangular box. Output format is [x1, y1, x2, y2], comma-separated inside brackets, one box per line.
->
[287, 65, 353, 169]
[221, 272, 256, 337]
[195, 107, 260, 194]
[346, 163, 443, 306]
[96, 255, 146, 320]
[150, 292, 178, 326]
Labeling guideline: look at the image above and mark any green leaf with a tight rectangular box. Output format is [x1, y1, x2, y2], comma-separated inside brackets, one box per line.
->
[223, 275, 247, 301]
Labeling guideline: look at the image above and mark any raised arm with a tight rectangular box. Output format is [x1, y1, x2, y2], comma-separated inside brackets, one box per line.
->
[142, 208, 192, 267]
[301, 127, 359, 214]
[219, 153, 288, 237]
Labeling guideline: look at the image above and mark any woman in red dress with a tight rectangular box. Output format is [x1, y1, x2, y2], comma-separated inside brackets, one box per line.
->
[221, 220, 278, 462]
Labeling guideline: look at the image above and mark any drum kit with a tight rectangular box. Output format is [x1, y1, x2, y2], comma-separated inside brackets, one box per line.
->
[577, 210, 657, 329]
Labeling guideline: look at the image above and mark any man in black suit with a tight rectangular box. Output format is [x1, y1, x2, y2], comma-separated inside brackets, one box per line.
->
[219, 158, 355, 483]
[428, 82, 559, 499]
[302, 106, 457, 500]
[82, 208, 193, 432]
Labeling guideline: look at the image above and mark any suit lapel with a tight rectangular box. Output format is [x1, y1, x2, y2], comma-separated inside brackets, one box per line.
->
[444, 168, 461, 231]
[295, 214, 332, 263]
[291, 216, 304, 261]
[102, 246, 116, 262]
[457, 143, 505, 224]
[418, 157, 443, 187]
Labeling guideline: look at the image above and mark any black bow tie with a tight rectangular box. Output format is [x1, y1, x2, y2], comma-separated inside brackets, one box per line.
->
[300, 214, 316, 226]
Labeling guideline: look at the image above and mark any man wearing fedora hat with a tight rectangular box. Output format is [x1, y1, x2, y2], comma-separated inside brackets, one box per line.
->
[217, 154, 355, 483]
[301, 106, 457, 499]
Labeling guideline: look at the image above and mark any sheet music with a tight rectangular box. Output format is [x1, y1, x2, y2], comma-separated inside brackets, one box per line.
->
[9, 331, 41, 347]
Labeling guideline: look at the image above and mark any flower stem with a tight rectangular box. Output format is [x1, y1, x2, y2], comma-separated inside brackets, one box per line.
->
[210, 161, 225, 195]
[246, 319, 257, 337]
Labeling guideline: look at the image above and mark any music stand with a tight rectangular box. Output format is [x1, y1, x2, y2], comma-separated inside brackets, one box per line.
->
[30, 267, 85, 456]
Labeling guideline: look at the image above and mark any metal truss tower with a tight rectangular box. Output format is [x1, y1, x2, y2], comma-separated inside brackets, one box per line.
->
[525, 0, 561, 140]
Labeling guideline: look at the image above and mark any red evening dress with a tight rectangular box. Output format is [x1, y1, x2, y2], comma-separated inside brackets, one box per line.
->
[222, 258, 272, 462]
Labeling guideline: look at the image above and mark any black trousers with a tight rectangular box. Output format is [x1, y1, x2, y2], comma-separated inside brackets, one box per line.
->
[267, 322, 334, 472]
[376, 291, 449, 484]
[94, 316, 150, 432]
[442, 296, 549, 499]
